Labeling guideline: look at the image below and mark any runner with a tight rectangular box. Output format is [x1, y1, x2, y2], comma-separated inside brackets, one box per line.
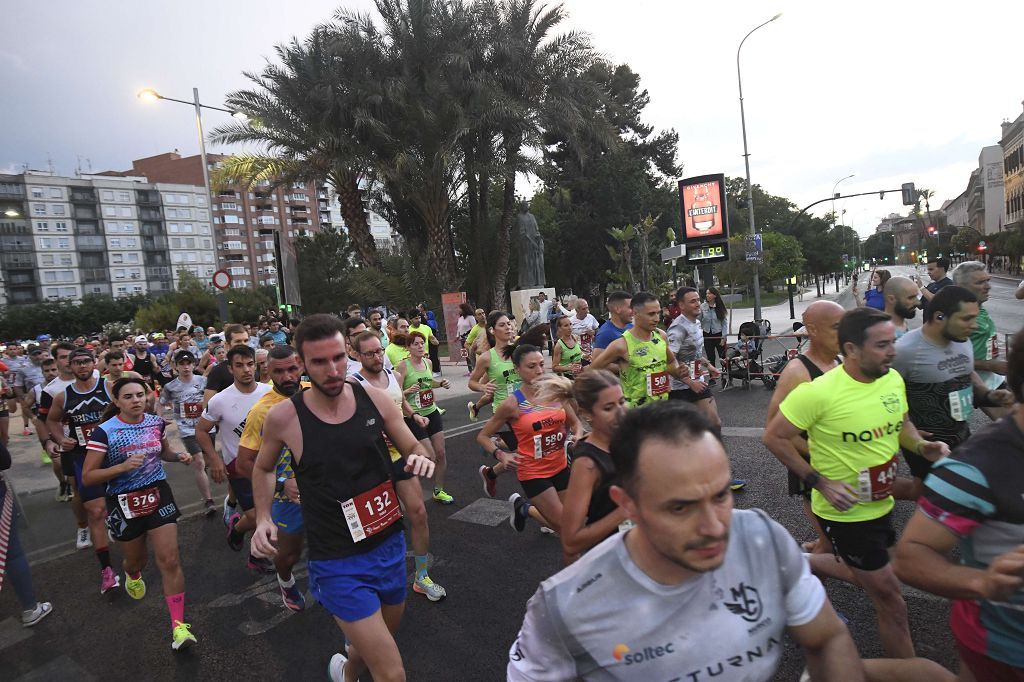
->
[590, 290, 633, 363]
[105, 334, 134, 372]
[30, 358, 65, 500]
[476, 326, 583, 537]
[916, 256, 953, 311]
[569, 299, 599, 365]
[342, 317, 393, 377]
[463, 308, 488, 374]
[80, 377, 197, 651]
[408, 308, 442, 377]
[159, 350, 216, 517]
[102, 351, 156, 412]
[507, 401, 862, 681]
[550, 315, 583, 379]
[893, 327, 1024, 680]
[149, 333, 172, 387]
[3, 343, 32, 436]
[249, 314, 436, 681]
[535, 369, 629, 561]
[395, 332, 454, 504]
[765, 300, 844, 555]
[881, 276, 920, 339]
[763, 307, 950, 657]
[234, 345, 311, 610]
[384, 317, 411, 370]
[890, 286, 1014, 501]
[666, 287, 723, 428]
[367, 309, 390, 349]
[128, 335, 158, 389]
[349, 331, 448, 601]
[191, 326, 210, 354]
[45, 349, 116, 593]
[13, 344, 46, 438]
[467, 310, 521, 424]
[953, 261, 1012, 419]
[195, 345, 272, 573]
[589, 291, 690, 409]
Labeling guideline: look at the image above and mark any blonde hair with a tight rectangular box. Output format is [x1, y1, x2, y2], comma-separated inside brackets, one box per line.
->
[532, 368, 620, 413]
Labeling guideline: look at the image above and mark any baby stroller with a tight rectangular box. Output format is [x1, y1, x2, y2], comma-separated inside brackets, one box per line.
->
[723, 320, 775, 389]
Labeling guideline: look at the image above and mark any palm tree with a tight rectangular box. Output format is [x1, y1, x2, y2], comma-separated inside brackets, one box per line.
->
[209, 24, 382, 269]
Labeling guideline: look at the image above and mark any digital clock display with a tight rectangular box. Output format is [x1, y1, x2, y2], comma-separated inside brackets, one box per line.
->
[687, 242, 729, 263]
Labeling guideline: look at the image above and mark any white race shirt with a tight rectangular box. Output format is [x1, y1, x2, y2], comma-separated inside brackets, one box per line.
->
[201, 382, 272, 465]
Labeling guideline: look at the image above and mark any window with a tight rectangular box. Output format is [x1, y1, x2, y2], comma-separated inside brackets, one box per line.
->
[118, 191, 131, 202]
[168, 223, 179, 234]
[38, 237, 52, 249]
[103, 206, 117, 217]
[57, 237, 70, 249]
[119, 206, 131, 217]
[223, 228, 239, 236]
[202, 239, 212, 249]
[31, 187, 44, 198]
[127, 252, 139, 263]
[59, 255, 73, 266]
[203, 253, 214, 263]
[55, 221, 68, 232]
[223, 215, 240, 224]
[101, 190, 114, 201]
[221, 202, 238, 210]
[199, 224, 210, 235]
[49, 188, 61, 198]
[50, 204, 65, 215]
[116, 286, 128, 296]
[112, 253, 124, 264]
[178, 194, 192, 205]
[33, 204, 46, 216]
[224, 240, 242, 250]
[36, 221, 49, 232]
[132, 285, 143, 294]
[41, 254, 55, 266]
[290, 193, 307, 201]
[166, 208, 177, 218]
[185, 237, 196, 248]
[196, 195, 206, 206]
[182, 223, 194, 233]
[180, 208, 192, 218]
[172, 252, 183, 263]
[114, 269, 126, 280]
[170, 237, 181, 248]
[187, 252, 197, 263]
[43, 270, 74, 283]
[125, 237, 137, 248]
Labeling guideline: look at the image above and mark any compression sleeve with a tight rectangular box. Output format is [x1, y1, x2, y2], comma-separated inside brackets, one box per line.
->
[507, 589, 577, 682]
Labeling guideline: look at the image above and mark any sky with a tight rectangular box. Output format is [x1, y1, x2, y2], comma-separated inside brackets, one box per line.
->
[2, 0, 1021, 240]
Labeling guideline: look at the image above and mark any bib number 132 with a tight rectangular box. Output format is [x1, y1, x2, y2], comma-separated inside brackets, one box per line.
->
[341, 480, 401, 543]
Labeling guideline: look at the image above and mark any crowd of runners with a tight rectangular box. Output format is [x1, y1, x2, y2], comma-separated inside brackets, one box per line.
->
[0, 259, 1022, 681]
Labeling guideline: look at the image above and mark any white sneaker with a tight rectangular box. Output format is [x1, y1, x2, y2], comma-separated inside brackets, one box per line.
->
[76, 527, 92, 550]
[21, 602, 53, 627]
[328, 652, 347, 682]
[222, 495, 236, 527]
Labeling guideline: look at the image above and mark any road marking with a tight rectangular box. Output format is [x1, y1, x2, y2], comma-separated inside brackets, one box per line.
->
[445, 422, 484, 439]
[450, 498, 512, 526]
[721, 426, 764, 438]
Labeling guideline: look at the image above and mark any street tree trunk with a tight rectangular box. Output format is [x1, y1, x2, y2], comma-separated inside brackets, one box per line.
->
[331, 170, 379, 269]
[491, 138, 519, 313]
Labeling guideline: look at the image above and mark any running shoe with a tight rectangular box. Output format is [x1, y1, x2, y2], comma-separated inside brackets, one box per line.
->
[125, 574, 146, 600]
[226, 513, 244, 551]
[247, 554, 274, 574]
[479, 465, 497, 498]
[279, 581, 306, 611]
[203, 499, 216, 518]
[100, 566, 120, 594]
[22, 426, 33, 437]
[40, 450, 52, 466]
[539, 526, 557, 535]
[54, 486, 64, 502]
[413, 575, 447, 602]
[60, 482, 72, 502]
[730, 479, 747, 491]
[328, 652, 347, 682]
[467, 401, 478, 422]
[432, 488, 454, 505]
[509, 493, 528, 532]
[437, 406, 446, 416]
[21, 602, 53, 627]
[76, 527, 92, 550]
[171, 621, 197, 651]
[222, 495, 236, 526]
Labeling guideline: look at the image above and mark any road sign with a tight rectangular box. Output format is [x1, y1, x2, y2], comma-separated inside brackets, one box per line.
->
[212, 270, 232, 290]
[744, 233, 762, 263]
[660, 243, 686, 262]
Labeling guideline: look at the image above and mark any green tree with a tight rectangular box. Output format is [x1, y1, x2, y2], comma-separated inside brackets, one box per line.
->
[293, 227, 355, 314]
[760, 232, 805, 285]
[0, 294, 149, 339]
[951, 226, 982, 255]
[134, 271, 218, 331]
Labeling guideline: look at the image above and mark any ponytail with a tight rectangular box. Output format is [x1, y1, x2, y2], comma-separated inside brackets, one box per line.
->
[532, 374, 575, 406]
[503, 324, 550, 363]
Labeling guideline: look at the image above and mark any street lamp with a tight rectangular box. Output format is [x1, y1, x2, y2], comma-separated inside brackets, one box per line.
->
[737, 12, 782, 321]
[4, 209, 20, 218]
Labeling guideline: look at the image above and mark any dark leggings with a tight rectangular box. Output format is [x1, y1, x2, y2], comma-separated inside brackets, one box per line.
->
[428, 341, 442, 376]
[703, 333, 724, 367]
[5, 508, 39, 610]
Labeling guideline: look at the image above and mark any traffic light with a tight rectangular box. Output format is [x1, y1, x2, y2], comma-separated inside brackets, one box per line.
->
[901, 183, 916, 205]
[927, 226, 936, 236]
[977, 241, 987, 252]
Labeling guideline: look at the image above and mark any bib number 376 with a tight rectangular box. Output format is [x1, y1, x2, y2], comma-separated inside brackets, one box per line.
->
[341, 480, 401, 543]
[118, 485, 161, 519]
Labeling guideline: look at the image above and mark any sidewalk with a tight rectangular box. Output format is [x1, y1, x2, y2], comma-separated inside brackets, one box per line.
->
[722, 281, 856, 337]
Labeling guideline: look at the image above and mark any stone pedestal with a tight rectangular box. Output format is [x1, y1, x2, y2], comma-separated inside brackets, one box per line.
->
[509, 288, 556, 330]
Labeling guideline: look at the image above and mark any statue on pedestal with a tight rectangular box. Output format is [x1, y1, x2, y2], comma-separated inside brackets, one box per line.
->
[517, 202, 545, 289]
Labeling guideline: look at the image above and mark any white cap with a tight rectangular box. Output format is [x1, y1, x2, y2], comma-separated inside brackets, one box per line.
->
[134, 335, 148, 344]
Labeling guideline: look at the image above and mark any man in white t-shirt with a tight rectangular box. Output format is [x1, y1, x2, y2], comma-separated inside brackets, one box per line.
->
[195, 345, 272, 572]
[569, 298, 599, 361]
[508, 401, 861, 682]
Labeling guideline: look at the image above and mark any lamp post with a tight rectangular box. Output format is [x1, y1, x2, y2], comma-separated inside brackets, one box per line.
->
[137, 88, 246, 321]
[831, 173, 854, 280]
[737, 12, 781, 321]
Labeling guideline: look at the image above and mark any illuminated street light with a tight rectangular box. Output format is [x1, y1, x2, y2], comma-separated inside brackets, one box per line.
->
[4, 208, 20, 218]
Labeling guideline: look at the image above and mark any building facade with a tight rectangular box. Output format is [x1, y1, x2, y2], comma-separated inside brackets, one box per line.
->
[940, 190, 969, 229]
[0, 171, 215, 305]
[1001, 100, 1024, 231]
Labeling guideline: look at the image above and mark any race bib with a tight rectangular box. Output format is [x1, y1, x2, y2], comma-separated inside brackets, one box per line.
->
[118, 485, 161, 519]
[341, 480, 401, 543]
[417, 389, 434, 409]
[183, 402, 202, 419]
[75, 424, 96, 447]
[990, 337, 999, 360]
[646, 371, 670, 397]
[533, 431, 566, 459]
[857, 456, 898, 502]
[948, 386, 973, 422]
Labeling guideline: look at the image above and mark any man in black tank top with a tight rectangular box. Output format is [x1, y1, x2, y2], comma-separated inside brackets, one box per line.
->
[45, 349, 119, 594]
[764, 302, 844, 554]
[249, 315, 435, 682]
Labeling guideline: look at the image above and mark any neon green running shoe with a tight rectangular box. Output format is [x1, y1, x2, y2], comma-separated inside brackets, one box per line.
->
[171, 621, 197, 651]
[125, 574, 146, 600]
[432, 488, 454, 504]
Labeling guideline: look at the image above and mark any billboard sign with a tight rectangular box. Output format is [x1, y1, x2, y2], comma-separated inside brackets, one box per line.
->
[679, 173, 729, 241]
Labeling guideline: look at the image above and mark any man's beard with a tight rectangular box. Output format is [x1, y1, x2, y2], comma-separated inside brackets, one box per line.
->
[310, 375, 345, 397]
[894, 303, 917, 320]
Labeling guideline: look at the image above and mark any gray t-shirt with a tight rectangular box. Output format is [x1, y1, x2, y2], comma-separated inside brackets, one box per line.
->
[507, 509, 825, 682]
[892, 327, 974, 445]
[159, 374, 208, 437]
[15, 361, 44, 391]
[667, 314, 706, 392]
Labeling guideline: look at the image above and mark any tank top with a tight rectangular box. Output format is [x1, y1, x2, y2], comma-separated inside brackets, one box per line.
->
[509, 388, 568, 482]
[556, 338, 583, 378]
[63, 378, 113, 455]
[487, 347, 521, 407]
[352, 369, 404, 463]
[570, 440, 617, 526]
[291, 381, 402, 561]
[620, 330, 669, 408]
[400, 359, 438, 416]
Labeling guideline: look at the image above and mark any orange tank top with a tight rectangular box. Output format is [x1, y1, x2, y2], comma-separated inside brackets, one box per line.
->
[510, 388, 568, 481]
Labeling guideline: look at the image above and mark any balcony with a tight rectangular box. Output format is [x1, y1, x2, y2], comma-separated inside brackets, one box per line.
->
[0, 238, 32, 252]
[139, 207, 161, 221]
[77, 235, 105, 251]
[80, 253, 106, 268]
[142, 236, 167, 250]
[82, 268, 109, 284]
[70, 189, 97, 203]
[141, 222, 164, 236]
[146, 266, 172, 279]
[83, 283, 111, 296]
[76, 221, 101, 235]
[145, 252, 169, 266]
[136, 190, 160, 204]
[2, 253, 35, 267]
[9, 288, 39, 304]
[73, 206, 97, 220]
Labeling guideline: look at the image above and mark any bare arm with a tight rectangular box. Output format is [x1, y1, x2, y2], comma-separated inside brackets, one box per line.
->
[588, 337, 626, 374]
[788, 601, 865, 682]
[560, 457, 627, 557]
[974, 358, 1008, 375]
[365, 385, 435, 476]
[194, 416, 226, 483]
[468, 351, 495, 395]
[898, 413, 950, 462]
[46, 391, 75, 450]
[250, 401, 291, 557]
[476, 397, 520, 470]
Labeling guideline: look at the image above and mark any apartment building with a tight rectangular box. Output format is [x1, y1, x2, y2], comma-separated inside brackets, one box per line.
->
[1001, 100, 1024, 231]
[0, 171, 215, 305]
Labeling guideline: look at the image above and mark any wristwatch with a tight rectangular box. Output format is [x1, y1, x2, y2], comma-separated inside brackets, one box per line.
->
[802, 471, 821, 489]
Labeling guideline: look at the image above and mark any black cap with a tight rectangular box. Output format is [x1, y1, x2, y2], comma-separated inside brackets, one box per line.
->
[173, 349, 196, 364]
[69, 348, 95, 362]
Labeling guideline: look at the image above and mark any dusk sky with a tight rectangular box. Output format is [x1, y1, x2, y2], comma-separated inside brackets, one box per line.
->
[3, 0, 1020, 238]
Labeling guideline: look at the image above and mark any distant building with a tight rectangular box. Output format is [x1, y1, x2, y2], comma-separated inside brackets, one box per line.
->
[0, 171, 214, 306]
[1001, 100, 1024, 231]
[940, 190, 969, 229]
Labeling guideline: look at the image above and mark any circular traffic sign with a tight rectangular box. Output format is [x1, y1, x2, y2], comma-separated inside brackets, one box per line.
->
[212, 270, 232, 290]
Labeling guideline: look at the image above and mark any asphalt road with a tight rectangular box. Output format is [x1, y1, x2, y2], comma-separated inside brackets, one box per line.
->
[1, 382, 969, 681]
